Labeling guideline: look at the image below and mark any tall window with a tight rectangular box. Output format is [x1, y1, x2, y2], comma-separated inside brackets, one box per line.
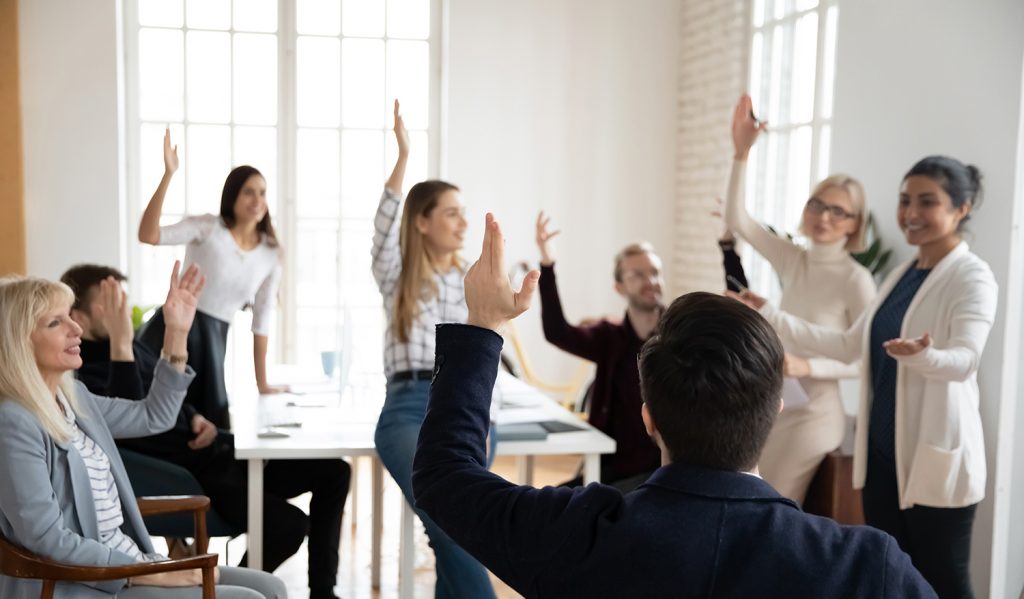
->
[125, 0, 438, 391]
[744, 0, 839, 298]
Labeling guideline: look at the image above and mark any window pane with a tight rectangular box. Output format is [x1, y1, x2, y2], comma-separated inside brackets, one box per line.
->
[347, 307, 385, 375]
[186, 0, 230, 29]
[233, 126, 278, 213]
[772, 0, 789, 20]
[186, 124, 231, 214]
[140, 232, 186, 306]
[817, 124, 832, 181]
[386, 40, 429, 130]
[295, 223, 339, 307]
[297, 36, 341, 127]
[339, 222, 380, 305]
[387, 0, 430, 39]
[766, 24, 784, 125]
[341, 130, 384, 219]
[752, 0, 766, 28]
[341, 39, 385, 128]
[749, 32, 764, 109]
[786, 125, 813, 230]
[233, 0, 277, 32]
[821, 5, 838, 119]
[296, 307, 340, 373]
[296, 128, 341, 218]
[233, 33, 278, 125]
[140, 123, 186, 214]
[384, 131, 428, 191]
[795, 0, 819, 11]
[139, 29, 184, 121]
[139, 0, 183, 27]
[186, 31, 231, 123]
[790, 12, 818, 124]
[342, 0, 385, 37]
[297, 0, 341, 35]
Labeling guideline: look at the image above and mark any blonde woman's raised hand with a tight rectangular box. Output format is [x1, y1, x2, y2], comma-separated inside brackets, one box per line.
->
[163, 261, 205, 334]
[163, 128, 179, 175]
[393, 99, 410, 157]
[883, 333, 931, 358]
[731, 94, 767, 160]
[535, 211, 561, 266]
[465, 214, 541, 332]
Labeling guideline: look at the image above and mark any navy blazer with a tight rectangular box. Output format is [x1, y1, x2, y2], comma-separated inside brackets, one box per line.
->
[413, 324, 936, 598]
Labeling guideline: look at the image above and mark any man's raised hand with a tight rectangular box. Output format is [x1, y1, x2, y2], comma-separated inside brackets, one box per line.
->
[465, 214, 540, 332]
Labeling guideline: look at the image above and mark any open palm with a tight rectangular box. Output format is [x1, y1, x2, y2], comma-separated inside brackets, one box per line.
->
[163, 261, 205, 333]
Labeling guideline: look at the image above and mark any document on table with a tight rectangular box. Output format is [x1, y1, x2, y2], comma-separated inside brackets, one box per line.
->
[782, 377, 810, 410]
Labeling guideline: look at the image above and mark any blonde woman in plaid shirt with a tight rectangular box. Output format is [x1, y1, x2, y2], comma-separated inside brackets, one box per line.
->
[370, 101, 495, 599]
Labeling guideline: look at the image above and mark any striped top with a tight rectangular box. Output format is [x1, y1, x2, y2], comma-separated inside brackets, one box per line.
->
[56, 392, 156, 563]
[371, 188, 468, 378]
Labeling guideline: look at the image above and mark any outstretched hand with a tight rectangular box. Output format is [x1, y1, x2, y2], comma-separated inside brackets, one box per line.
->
[163, 261, 205, 334]
[725, 288, 767, 311]
[883, 333, 931, 357]
[731, 94, 767, 160]
[535, 211, 560, 266]
[465, 214, 541, 332]
[163, 128, 179, 175]
[96, 277, 134, 350]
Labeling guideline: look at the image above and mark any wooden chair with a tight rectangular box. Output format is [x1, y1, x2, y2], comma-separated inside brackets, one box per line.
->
[503, 321, 594, 413]
[803, 451, 865, 525]
[0, 495, 218, 599]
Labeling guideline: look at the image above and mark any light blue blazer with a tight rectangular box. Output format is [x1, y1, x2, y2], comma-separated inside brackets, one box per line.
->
[0, 360, 194, 599]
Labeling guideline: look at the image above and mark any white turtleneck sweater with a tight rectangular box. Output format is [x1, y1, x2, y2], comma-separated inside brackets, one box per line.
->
[724, 159, 876, 501]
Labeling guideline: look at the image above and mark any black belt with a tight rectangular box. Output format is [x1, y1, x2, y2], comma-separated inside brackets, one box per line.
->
[389, 369, 434, 383]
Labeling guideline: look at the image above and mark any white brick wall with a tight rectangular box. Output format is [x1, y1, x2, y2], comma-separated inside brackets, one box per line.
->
[673, 0, 750, 295]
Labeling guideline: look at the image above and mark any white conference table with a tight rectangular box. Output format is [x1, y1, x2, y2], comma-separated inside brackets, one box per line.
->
[233, 371, 616, 599]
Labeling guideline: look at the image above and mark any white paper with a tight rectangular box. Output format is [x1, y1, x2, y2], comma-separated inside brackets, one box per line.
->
[781, 377, 810, 410]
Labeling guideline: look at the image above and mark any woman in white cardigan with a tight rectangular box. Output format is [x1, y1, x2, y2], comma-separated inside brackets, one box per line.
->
[725, 94, 876, 503]
[731, 155, 997, 599]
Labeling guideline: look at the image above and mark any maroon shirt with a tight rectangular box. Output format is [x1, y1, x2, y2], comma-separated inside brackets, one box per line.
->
[538, 264, 661, 480]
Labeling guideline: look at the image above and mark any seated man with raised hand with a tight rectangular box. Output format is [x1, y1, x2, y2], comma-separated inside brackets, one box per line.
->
[412, 214, 935, 598]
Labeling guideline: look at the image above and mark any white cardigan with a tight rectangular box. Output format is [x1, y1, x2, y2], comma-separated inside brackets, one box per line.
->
[760, 242, 998, 509]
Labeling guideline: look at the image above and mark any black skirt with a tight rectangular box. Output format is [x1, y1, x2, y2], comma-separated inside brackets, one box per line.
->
[139, 308, 233, 429]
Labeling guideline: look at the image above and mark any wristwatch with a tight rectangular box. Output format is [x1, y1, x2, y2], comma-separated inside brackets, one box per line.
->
[160, 349, 189, 366]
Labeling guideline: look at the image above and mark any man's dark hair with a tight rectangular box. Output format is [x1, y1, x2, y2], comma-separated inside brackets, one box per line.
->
[60, 264, 128, 310]
[639, 292, 784, 472]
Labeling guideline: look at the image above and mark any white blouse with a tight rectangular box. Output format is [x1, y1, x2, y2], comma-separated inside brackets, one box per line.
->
[159, 214, 283, 335]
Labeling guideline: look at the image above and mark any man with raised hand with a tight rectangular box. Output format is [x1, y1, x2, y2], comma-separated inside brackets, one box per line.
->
[412, 214, 935, 598]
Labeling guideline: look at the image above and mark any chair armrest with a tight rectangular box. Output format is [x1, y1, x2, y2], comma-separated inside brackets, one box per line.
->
[0, 535, 218, 599]
[136, 495, 210, 517]
[135, 496, 211, 554]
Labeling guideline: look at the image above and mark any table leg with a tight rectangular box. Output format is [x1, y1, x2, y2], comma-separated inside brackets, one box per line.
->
[247, 458, 264, 569]
[583, 453, 601, 484]
[517, 455, 535, 485]
[371, 456, 383, 590]
[399, 499, 415, 599]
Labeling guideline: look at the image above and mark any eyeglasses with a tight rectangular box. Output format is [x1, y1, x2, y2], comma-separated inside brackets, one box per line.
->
[805, 197, 856, 220]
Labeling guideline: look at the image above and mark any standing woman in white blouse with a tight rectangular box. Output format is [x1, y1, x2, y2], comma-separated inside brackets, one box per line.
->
[371, 101, 496, 599]
[137, 130, 285, 429]
[724, 94, 877, 504]
[732, 156, 997, 598]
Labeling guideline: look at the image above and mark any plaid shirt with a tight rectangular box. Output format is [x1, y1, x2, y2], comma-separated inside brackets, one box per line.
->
[371, 188, 468, 378]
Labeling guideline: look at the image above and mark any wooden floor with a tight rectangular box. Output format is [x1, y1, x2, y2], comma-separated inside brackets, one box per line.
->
[184, 454, 581, 599]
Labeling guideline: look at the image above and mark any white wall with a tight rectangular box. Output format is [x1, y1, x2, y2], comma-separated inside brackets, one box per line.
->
[445, 0, 681, 383]
[19, 0, 124, 279]
[829, 0, 1024, 596]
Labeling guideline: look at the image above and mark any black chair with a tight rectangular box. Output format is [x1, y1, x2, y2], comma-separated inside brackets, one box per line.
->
[118, 448, 243, 541]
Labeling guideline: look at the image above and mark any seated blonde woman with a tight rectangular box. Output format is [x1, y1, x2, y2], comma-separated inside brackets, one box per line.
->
[0, 262, 286, 599]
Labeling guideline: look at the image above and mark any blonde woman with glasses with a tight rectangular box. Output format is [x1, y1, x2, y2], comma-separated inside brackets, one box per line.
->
[0, 262, 286, 598]
[723, 94, 877, 504]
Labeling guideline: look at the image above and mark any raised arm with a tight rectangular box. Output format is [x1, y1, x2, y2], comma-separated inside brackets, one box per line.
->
[138, 128, 179, 245]
[414, 216, 620, 593]
[725, 94, 800, 271]
[535, 212, 608, 361]
[96, 262, 203, 438]
[371, 101, 410, 293]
